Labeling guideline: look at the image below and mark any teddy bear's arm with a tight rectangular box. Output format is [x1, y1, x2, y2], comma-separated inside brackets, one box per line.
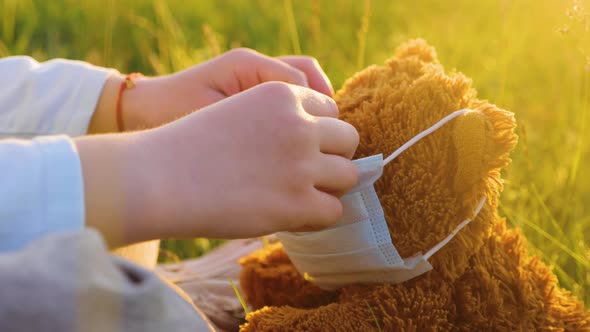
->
[240, 280, 457, 332]
[239, 242, 338, 310]
[452, 221, 590, 331]
[239, 302, 380, 332]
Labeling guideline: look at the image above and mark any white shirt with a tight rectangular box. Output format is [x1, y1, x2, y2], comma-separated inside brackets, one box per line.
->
[0, 56, 117, 251]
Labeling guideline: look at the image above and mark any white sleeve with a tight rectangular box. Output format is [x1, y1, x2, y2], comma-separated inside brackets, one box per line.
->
[0, 135, 85, 252]
[0, 56, 118, 139]
[0, 57, 117, 251]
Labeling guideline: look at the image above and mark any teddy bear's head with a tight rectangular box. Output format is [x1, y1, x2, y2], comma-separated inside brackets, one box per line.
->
[336, 39, 517, 281]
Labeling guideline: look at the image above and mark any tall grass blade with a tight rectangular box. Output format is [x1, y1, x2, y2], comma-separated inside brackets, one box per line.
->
[230, 279, 250, 315]
[356, 0, 371, 70]
[365, 300, 382, 332]
[283, 0, 301, 54]
[502, 206, 590, 268]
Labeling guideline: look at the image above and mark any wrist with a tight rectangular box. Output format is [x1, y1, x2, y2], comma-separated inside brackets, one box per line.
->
[122, 75, 164, 131]
[88, 72, 159, 134]
[129, 118, 216, 240]
[88, 73, 125, 134]
[75, 132, 153, 247]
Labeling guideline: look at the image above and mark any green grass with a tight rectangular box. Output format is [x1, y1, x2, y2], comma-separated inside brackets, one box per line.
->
[365, 300, 383, 332]
[230, 278, 250, 315]
[1, 0, 588, 305]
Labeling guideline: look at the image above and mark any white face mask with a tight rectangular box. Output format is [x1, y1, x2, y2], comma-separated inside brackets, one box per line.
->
[276, 109, 486, 290]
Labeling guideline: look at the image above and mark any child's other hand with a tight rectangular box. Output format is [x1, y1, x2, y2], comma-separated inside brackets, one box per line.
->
[137, 82, 357, 239]
[78, 82, 358, 246]
[122, 48, 334, 130]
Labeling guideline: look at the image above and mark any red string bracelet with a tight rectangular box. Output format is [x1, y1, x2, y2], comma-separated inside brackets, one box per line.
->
[116, 72, 144, 132]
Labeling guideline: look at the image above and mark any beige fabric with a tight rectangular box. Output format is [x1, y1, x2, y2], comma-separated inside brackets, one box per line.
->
[0, 229, 215, 332]
[157, 239, 267, 331]
[112, 240, 161, 269]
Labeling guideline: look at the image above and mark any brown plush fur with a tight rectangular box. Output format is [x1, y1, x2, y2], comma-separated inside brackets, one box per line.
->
[238, 40, 590, 331]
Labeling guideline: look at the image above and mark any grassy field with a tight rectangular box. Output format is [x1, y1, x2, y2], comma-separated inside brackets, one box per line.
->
[1, 0, 588, 305]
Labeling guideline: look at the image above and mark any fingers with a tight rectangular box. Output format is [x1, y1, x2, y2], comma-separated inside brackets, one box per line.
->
[228, 48, 309, 91]
[224, 49, 334, 98]
[296, 86, 339, 118]
[315, 117, 359, 159]
[313, 154, 359, 196]
[278, 56, 334, 97]
[293, 190, 344, 231]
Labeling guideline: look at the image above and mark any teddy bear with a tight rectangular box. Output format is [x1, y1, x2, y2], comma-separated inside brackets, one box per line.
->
[236, 39, 590, 331]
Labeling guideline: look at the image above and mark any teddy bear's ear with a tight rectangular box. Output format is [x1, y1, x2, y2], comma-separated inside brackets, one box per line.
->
[452, 111, 488, 196]
[451, 105, 518, 203]
[388, 39, 439, 65]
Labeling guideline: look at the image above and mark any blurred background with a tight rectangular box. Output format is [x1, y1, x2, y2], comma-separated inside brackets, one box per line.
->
[1, 0, 588, 305]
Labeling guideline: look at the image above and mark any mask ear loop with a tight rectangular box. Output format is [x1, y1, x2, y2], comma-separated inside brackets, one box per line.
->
[379, 109, 486, 260]
[382, 109, 471, 166]
[423, 196, 486, 260]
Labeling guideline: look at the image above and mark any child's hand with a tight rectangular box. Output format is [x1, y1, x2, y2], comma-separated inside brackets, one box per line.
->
[119, 49, 334, 131]
[77, 82, 358, 246]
